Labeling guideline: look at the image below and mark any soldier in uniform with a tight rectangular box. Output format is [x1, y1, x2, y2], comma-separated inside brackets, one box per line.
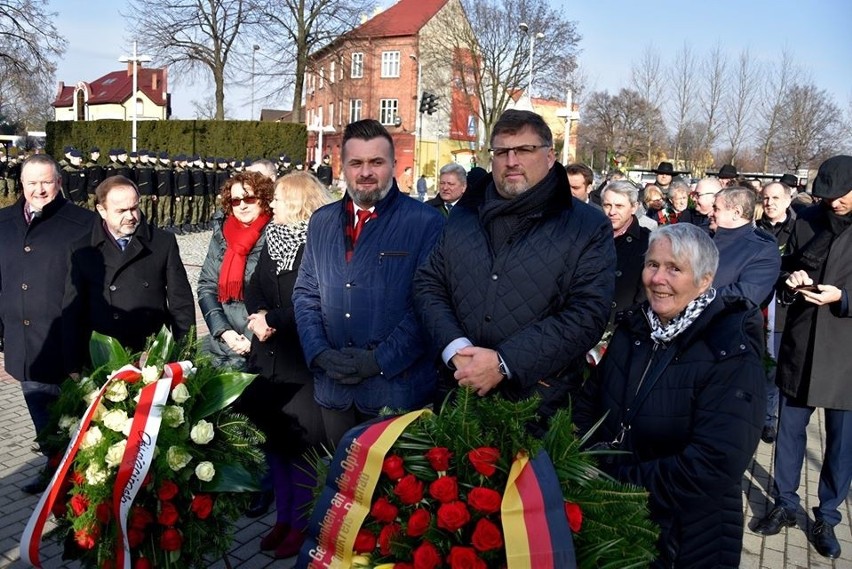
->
[105, 149, 119, 177]
[84, 148, 105, 210]
[136, 150, 157, 224]
[203, 157, 217, 229]
[316, 154, 333, 188]
[155, 152, 174, 228]
[277, 154, 292, 177]
[5, 154, 20, 198]
[294, 160, 304, 172]
[62, 150, 88, 206]
[114, 149, 132, 179]
[189, 155, 206, 232]
[127, 151, 139, 182]
[172, 154, 192, 234]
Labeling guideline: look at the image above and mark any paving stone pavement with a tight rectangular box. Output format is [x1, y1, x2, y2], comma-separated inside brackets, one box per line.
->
[0, 230, 849, 568]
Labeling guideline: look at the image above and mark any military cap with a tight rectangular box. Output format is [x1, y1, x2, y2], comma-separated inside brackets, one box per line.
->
[129, 151, 138, 158]
[69, 149, 82, 158]
[108, 149, 119, 157]
[90, 147, 100, 153]
[158, 151, 170, 160]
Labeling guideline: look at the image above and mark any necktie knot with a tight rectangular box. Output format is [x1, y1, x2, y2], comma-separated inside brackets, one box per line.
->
[117, 237, 130, 251]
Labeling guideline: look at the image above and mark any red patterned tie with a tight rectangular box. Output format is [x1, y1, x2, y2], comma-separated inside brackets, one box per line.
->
[353, 209, 372, 244]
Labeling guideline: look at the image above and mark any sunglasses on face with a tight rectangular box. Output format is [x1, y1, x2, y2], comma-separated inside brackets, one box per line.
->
[230, 195, 258, 207]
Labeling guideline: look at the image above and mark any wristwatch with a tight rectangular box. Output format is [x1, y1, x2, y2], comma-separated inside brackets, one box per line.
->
[497, 358, 509, 379]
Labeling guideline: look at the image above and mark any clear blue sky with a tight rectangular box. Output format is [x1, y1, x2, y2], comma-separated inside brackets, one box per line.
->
[52, 0, 852, 120]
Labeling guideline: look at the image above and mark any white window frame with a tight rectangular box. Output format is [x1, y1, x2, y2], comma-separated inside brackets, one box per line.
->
[379, 98, 399, 125]
[351, 52, 364, 78]
[350, 99, 362, 123]
[319, 67, 325, 89]
[330, 61, 336, 84]
[381, 51, 400, 78]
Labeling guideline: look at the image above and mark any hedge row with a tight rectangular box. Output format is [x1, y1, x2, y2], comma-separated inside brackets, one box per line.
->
[45, 120, 307, 161]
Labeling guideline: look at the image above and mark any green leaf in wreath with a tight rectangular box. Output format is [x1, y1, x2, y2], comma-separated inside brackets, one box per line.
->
[143, 326, 177, 368]
[89, 332, 129, 370]
[200, 463, 261, 492]
[192, 371, 257, 419]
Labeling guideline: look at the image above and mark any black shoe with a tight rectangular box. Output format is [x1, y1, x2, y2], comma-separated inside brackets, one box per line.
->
[761, 425, 777, 444]
[811, 519, 840, 559]
[754, 506, 797, 535]
[245, 491, 273, 518]
[22, 476, 48, 495]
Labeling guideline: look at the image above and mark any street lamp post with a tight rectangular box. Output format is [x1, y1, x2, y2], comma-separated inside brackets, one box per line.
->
[518, 23, 544, 103]
[410, 53, 422, 179]
[119, 41, 152, 153]
[251, 44, 260, 120]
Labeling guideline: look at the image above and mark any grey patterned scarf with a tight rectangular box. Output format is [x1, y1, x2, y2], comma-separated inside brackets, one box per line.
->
[646, 288, 716, 344]
[266, 221, 308, 274]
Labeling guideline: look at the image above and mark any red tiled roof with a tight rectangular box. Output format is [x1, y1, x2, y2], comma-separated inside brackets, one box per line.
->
[350, 0, 448, 39]
[52, 67, 168, 108]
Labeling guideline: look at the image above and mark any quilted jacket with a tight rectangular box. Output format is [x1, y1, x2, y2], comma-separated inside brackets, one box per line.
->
[293, 185, 444, 414]
[413, 163, 615, 421]
[576, 296, 765, 568]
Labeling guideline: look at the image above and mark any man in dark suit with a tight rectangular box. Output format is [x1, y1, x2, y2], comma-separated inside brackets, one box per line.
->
[0, 154, 96, 492]
[425, 162, 467, 217]
[63, 175, 195, 373]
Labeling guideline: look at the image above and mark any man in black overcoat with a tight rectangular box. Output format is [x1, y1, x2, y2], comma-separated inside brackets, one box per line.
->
[62, 175, 195, 373]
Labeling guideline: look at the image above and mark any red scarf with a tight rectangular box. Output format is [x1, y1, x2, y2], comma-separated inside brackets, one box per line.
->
[217, 212, 271, 302]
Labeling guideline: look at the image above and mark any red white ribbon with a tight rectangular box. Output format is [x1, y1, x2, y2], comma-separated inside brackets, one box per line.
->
[21, 361, 192, 569]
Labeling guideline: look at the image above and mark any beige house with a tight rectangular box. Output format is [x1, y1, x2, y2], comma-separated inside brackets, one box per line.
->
[52, 63, 170, 122]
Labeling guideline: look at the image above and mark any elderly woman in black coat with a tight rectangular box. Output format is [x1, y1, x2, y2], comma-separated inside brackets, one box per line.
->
[577, 223, 765, 568]
[238, 172, 329, 559]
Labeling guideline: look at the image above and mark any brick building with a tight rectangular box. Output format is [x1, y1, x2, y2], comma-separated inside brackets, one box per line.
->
[305, 0, 477, 184]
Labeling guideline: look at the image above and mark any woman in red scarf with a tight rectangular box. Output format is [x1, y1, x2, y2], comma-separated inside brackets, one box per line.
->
[197, 171, 273, 370]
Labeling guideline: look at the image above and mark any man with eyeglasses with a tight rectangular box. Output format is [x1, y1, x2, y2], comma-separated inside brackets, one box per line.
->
[680, 177, 722, 234]
[414, 109, 615, 431]
[0, 154, 96, 493]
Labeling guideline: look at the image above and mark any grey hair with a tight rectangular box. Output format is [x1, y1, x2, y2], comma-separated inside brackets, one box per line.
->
[669, 179, 690, 194]
[247, 159, 278, 181]
[717, 186, 757, 221]
[439, 162, 467, 185]
[601, 180, 639, 205]
[648, 223, 719, 286]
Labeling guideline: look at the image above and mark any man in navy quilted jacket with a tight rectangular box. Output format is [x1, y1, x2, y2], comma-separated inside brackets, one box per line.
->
[414, 110, 615, 431]
[293, 119, 444, 447]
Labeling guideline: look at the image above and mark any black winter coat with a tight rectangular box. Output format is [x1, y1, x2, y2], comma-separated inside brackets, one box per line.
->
[414, 164, 615, 422]
[577, 297, 765, 568]
[0, 198, 96, 382]
[610, 216, 649, 330]
[776, 204, 852, 410]
[62, 216, 195, 369]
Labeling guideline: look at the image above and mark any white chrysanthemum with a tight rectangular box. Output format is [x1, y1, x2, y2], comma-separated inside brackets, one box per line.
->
[120, 418, 132, 437]
[105, 439, 127, 468]
[166, 446, 192, 471]
[162, 405, 185, 428]
[102, 409, 129, 432]
[83, 389, 100, 407]
[91, 402, 107, 422]
[190, 420, 215, 445]
[85, 463, 108, 485]
[105, 381, 129, 402]
[80, 426, 103, 450]
[171, 383, 190, 404]
[194, 461, 216, 482]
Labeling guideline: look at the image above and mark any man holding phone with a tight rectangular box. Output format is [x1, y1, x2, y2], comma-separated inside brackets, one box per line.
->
[753, 155, 852, 560]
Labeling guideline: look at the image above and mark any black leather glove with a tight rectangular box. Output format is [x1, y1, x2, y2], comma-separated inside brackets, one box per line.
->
[313, 349, 361, 383]
[340, 348, 382, 379]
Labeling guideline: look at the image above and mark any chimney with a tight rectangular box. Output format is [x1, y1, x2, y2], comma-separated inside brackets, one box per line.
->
[126, 60, 144, 76]
[152, 72, 158, 91]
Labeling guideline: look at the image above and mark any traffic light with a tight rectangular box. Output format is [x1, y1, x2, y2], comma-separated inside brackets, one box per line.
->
[425, 93, 439, 115]
[419, 91, 440, 115]
[419, 91, 431, 114]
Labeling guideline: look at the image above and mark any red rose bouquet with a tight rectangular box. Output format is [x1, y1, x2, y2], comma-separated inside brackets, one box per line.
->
[23, 329, 265, 568]
[301, 389, 658, 569]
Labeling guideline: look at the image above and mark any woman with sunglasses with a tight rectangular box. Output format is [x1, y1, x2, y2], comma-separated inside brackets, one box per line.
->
[198, 171, 273, 369]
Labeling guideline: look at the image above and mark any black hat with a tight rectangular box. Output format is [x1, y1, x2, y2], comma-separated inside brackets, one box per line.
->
[652, 161, 674, 175]
[108, 149, 119, 157]
[323, 154, 330, 160]
[718, 164, 738, 179]
[779, 173, 798, 188]
[69, 149, 82, 158]
[90, 147, 100, 154]
[129, 151, 138, 158]
[282, 155, 291, 163]
[117, 148, 127, 155]
[63, 145, 74, 154]
[159, 151, 169, 160]
[812, 155, 852, 200]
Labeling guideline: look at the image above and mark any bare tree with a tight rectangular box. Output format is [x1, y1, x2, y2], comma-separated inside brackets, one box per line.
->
[773, 83, 844, 171]
[249, 0, 373, 124]
[697, 44, 726, 157]
[124, 0, 251, 120]
[668, 42, 697, 163]
[434, 0, 580, 166]
[0, 0, 66, 128]
[754, 50, 797, 172]
[721, 49, 758, 164]
[631, 45, 664, 167]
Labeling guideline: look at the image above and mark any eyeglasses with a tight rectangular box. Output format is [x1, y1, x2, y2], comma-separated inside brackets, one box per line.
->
[230, 195, 258, 207]
[488, 144, 549, 159]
